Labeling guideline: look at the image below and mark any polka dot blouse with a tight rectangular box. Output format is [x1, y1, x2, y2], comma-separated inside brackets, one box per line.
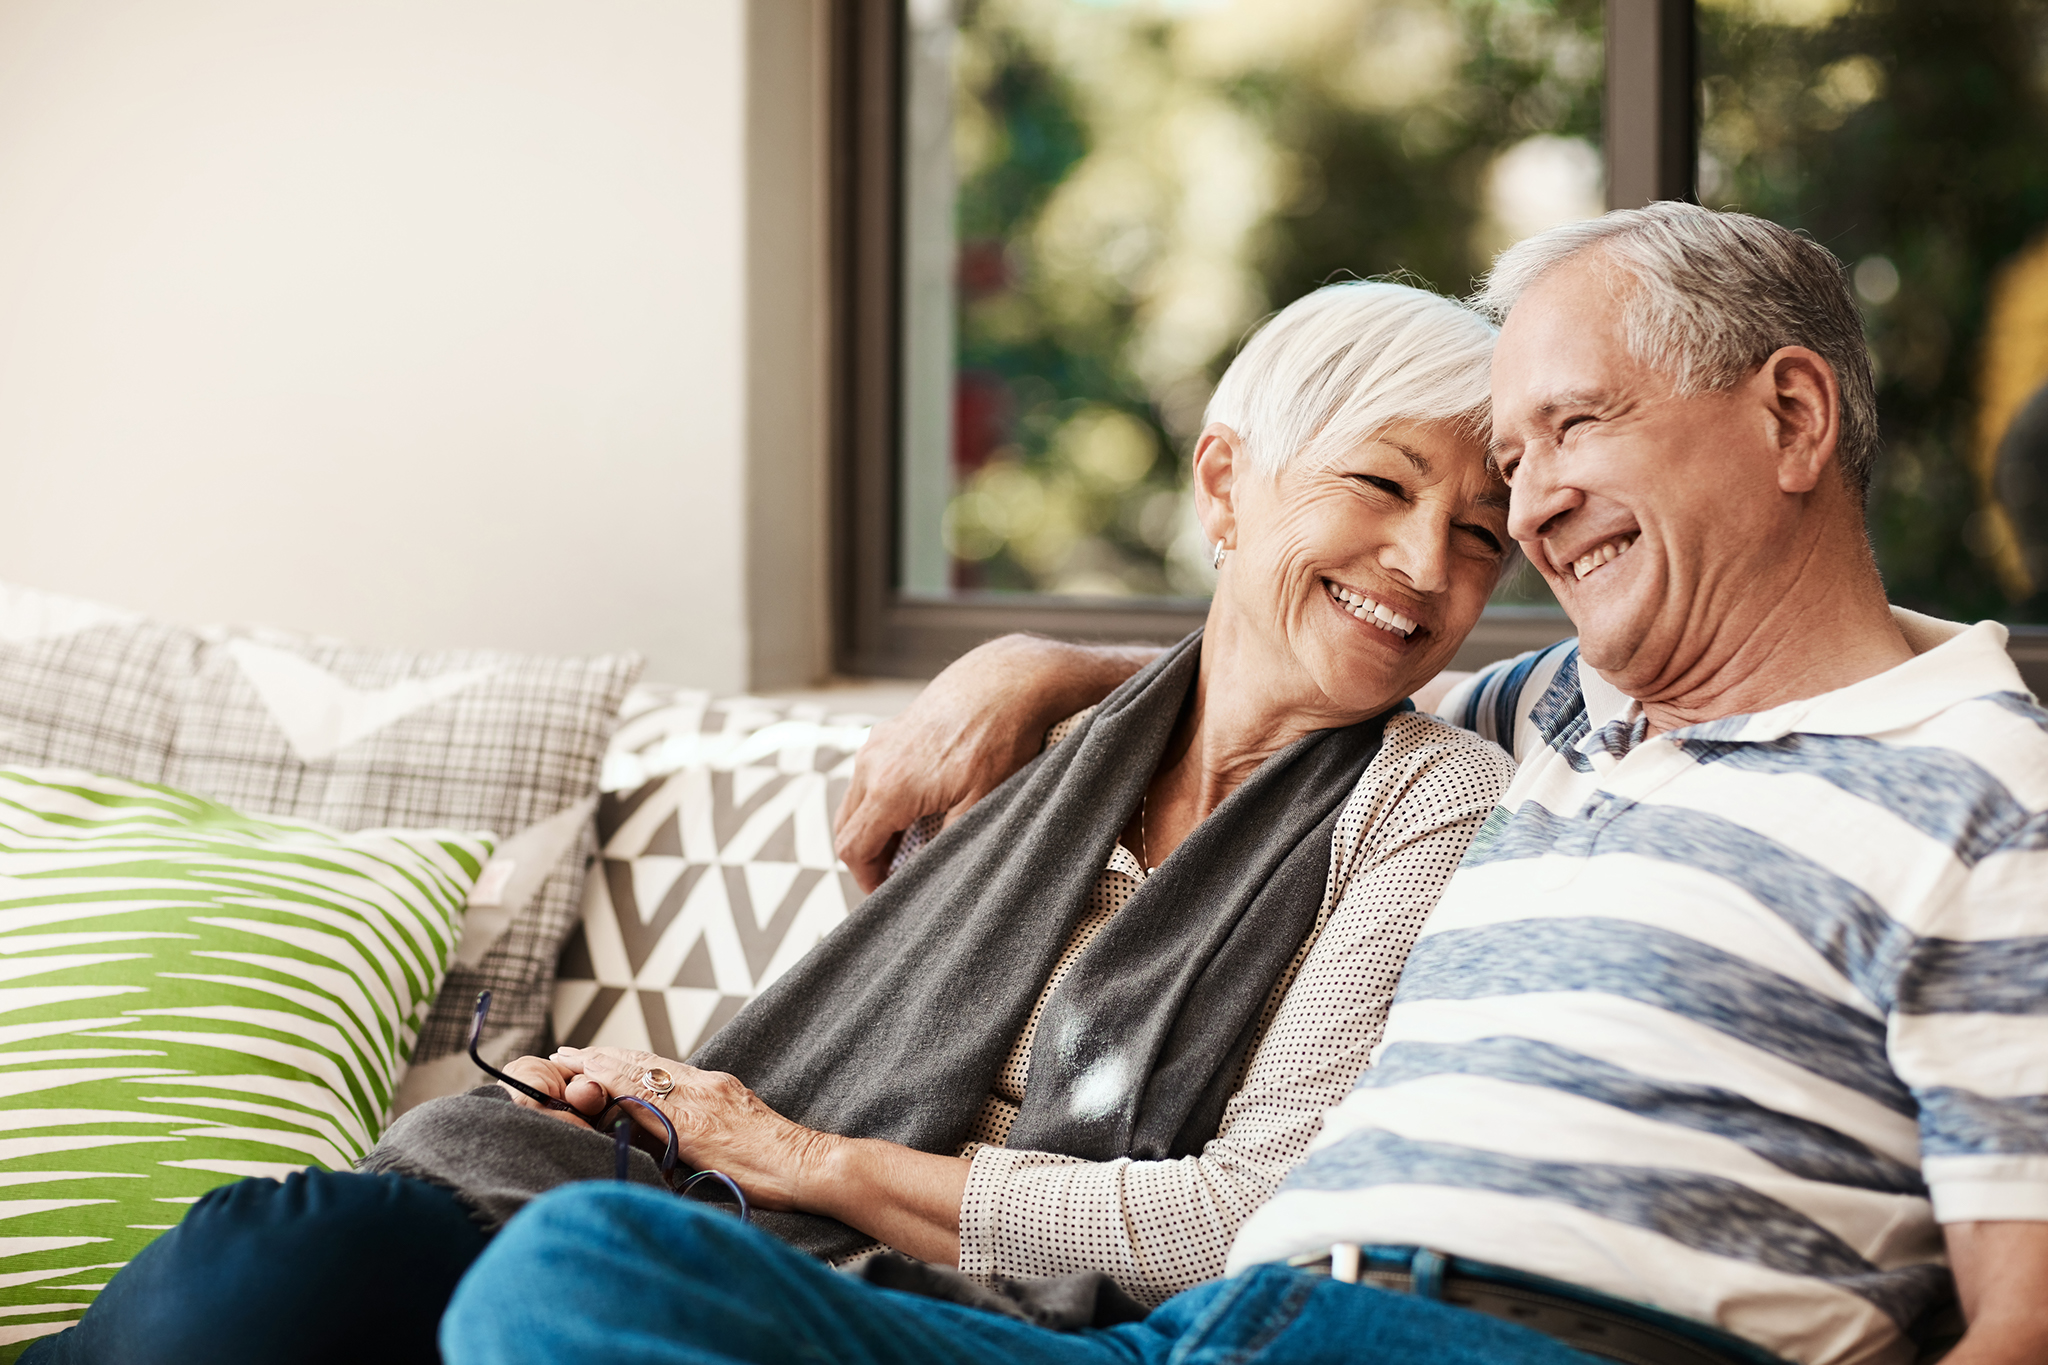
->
[888, 709, 1512, 1307]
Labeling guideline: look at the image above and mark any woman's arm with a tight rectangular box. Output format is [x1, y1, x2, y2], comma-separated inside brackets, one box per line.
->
[955, 722, 1513, 1303]
[806, 1140, 971, 1263]
[561, 721, 1509, 1296]
[543, 1047, 974, 1263]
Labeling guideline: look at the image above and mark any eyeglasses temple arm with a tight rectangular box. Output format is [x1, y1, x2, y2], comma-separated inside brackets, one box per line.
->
[603, 1095, 680, 1174]
[468, 991, 593, 1119]
[679, 1170, 750, 1224]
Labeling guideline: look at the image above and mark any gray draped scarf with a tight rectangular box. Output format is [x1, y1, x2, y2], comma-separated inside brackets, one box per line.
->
[694, 630, 1397, 1258]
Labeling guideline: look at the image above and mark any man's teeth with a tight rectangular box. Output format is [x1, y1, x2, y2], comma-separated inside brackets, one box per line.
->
[1572, 533, 1639, 581]
[1325, 582, 1417, 637]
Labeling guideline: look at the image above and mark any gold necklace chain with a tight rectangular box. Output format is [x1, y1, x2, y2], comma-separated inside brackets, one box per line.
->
[1139, 788, 1155, 874]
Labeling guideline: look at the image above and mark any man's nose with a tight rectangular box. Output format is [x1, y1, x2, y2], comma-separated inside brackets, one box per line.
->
[1380, 511, 1452, 596]
[1506, 446, 1583, 547]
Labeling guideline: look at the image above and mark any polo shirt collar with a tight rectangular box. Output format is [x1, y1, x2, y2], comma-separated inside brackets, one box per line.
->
[1579, 653, 1636, 731]
[1580, 609, 2021, 746]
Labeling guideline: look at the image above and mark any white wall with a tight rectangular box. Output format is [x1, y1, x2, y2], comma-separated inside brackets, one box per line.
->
[0, 0, 830, 691]
[744, 0, 833, 690]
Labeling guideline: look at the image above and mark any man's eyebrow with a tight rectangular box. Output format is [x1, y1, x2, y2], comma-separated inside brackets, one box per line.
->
[1388, 442, 1432, 474]
[1533, 390, 1601, 418]
[1489, 390, 1604, 461]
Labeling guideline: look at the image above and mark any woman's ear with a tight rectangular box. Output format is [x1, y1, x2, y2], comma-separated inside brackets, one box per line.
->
[1191, 422, 1243, 550]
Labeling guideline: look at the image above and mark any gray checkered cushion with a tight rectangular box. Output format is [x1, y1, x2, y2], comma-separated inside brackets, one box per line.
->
[552, 688, 872, 1058]
[0, 582, 639, 1061]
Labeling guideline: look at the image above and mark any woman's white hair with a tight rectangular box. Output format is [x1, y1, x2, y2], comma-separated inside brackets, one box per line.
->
[1204, 280, 1497, 478]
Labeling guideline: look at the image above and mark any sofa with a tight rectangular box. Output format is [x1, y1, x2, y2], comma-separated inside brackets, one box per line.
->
[0, 580, 878, 1356]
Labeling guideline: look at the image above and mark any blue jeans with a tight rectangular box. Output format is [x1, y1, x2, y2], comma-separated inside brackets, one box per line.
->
[24, 1169, 487, 1365]
[441, 1184, 1598, 1365]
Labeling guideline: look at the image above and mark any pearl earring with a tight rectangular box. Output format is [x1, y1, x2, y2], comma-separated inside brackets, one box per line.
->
[1211, 542, 1228, 570]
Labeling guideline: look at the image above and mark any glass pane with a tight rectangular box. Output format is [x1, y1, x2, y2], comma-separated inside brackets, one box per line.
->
[1699, 0, 2048, 624]
[899, 0, 1604, 602]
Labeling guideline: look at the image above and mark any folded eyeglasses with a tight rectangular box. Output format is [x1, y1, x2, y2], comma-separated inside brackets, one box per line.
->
[468, 990, 748, 1220]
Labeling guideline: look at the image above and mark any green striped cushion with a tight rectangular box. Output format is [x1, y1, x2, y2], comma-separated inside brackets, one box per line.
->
[0, 766, 490, 1358]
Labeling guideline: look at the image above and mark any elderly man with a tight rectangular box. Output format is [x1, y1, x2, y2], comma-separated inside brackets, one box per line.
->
[439, 205, 2046, 1365]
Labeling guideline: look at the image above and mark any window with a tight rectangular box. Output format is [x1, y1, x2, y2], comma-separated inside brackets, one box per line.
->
[1698, 0, 2048, 648]
[840, 0, 2048, 691]
[838, 0, 1626, 677]
[901, 0, 1602, 604]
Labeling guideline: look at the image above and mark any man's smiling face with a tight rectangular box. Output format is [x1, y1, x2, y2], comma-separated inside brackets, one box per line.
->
[1488, 252, 1796, 699]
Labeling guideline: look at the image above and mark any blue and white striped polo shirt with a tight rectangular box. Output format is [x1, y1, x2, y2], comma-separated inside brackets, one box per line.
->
[1227, 610, 2048, 1365]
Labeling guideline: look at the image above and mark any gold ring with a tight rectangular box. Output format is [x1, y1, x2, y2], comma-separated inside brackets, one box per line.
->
[639, 1067, 675, 1098]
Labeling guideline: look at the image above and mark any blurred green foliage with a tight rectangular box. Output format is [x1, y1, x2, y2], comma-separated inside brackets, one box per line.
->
[941, 0, 1601, 599]
[932, 0, 2048, 624]
[1700, 0, 2048, 623]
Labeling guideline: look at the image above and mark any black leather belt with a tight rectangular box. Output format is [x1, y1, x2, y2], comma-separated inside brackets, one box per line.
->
[1287, 1245, 1790, 1365]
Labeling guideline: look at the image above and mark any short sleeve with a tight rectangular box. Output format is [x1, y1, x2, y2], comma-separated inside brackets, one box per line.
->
[1434, 640, 1579, 763]
[1887, 810, 2048, 1222]
[1437, 654, 1528, 746]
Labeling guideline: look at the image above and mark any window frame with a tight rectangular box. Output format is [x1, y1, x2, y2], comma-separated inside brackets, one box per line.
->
[829, 0, 1694, 680]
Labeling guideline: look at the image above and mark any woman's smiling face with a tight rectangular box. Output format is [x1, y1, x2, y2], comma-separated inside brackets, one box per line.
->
[1199, 417, 1511, 717]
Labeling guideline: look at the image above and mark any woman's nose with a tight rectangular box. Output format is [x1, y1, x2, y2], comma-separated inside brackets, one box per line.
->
[1381, 515, 1452, 595]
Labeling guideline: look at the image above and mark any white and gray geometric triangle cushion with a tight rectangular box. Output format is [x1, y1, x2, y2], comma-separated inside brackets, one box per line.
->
[552, 687, 874, 1059]
[0, 581, 639, 1062]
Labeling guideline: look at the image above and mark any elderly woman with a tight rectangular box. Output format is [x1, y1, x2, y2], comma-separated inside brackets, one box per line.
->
[30, 281, 1514, 1365]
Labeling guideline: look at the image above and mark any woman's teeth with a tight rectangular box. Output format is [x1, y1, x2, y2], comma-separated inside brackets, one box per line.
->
[1325, 581, 1417, 637]
[1572, 533, 1638, 581]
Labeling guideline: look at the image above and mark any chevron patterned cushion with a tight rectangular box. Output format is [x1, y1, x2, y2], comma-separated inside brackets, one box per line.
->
[0, 765, 490, 1358]
[0, 582, 639, 1064]
[551, 688, 876, 1059]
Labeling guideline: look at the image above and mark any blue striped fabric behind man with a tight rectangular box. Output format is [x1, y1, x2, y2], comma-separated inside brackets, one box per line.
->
[1227, 609, 2048, 1365]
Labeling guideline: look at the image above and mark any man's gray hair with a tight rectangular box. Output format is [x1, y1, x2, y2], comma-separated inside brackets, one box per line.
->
[1477, 202, 1879, 500]
[1206, 280, 1496, 478]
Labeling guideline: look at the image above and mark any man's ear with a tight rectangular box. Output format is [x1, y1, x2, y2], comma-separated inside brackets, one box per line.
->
[1759, 346, 1841, 495]
[1191, 422, 1243, 549]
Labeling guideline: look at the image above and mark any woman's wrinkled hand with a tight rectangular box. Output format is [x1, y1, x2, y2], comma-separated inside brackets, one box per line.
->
[549, 1046, 841, 1213]
[496, 1055, 610, 1126]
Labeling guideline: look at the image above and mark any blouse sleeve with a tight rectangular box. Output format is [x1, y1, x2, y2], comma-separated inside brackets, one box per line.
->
[952, 715, 1514, 1304]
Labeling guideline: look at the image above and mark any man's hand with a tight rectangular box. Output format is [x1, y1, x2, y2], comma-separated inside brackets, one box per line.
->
[832, 635, 1159, 891]
[1942, 1220, 2048, 1364]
